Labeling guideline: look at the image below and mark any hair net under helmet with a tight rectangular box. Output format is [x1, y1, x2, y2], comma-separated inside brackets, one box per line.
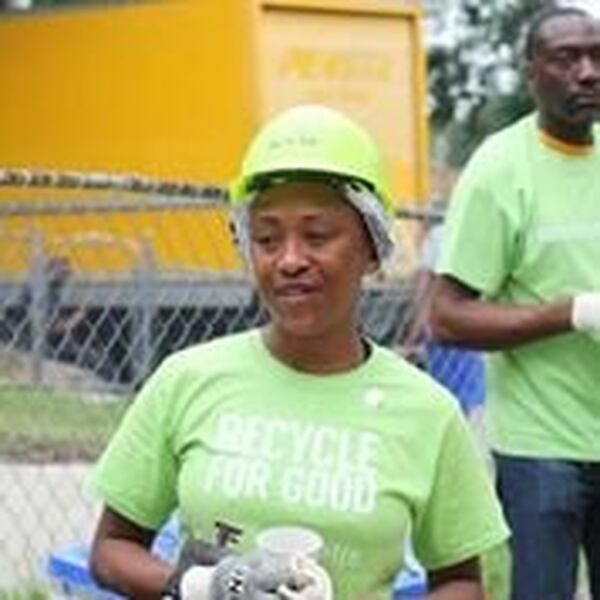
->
[229, 104, 395, 265]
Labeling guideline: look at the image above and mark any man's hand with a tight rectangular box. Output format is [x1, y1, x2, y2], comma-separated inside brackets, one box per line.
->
[572, 292, 600, 332]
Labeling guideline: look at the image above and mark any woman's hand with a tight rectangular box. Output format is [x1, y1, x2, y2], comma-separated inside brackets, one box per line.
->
[277, 556, 332, 600]
[171, 552, 332, 600]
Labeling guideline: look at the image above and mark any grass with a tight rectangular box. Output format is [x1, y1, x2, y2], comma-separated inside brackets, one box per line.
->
[0, 586, 48, 600]
[0, 385, 128, 462]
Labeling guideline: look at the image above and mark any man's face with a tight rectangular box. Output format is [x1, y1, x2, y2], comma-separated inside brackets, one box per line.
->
[527, 14, 600, 139]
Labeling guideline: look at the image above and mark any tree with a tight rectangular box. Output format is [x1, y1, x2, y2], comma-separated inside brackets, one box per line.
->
[426, 0, 547, 166]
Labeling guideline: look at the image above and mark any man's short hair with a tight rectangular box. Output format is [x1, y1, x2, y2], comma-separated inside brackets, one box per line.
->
[524, 5, 592, 61]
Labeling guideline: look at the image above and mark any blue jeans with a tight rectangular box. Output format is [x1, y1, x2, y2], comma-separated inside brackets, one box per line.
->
[494, 454, 600, 600]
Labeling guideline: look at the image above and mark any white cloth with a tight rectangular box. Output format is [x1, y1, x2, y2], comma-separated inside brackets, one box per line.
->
[572, 292, 600, 332]
[180, 565, 215, 600]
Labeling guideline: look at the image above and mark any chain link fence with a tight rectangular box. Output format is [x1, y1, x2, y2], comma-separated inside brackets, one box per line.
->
[0, 174, 475, 594]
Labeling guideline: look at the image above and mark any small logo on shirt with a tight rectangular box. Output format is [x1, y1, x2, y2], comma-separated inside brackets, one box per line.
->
[363, 388, 384, 409]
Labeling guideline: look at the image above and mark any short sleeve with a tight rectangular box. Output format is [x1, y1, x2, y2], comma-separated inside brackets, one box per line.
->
[412, 409, 509, 571]
[437, 140, 522, 297]
[89, 358, 179, 530]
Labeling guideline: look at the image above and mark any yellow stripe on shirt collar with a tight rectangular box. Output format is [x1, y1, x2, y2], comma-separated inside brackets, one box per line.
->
[538, 129, 594, 156]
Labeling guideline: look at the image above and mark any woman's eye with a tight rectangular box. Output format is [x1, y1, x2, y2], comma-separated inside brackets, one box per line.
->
[253, 233, 278, 249]
[306, 230, 331, 244]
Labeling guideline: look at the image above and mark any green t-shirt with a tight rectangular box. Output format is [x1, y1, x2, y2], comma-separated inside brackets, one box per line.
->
[439, 114, 600, 460]
[91, 329, 507, 600]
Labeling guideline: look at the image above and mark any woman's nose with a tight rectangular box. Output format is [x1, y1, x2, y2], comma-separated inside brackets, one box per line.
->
[277, 237, 309, 272]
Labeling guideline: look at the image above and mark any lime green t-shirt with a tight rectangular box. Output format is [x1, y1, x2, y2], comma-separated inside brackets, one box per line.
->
[438, 114, 600, 460]
[91, 329, 507, 600]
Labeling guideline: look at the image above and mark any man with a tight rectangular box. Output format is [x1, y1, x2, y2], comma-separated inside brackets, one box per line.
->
[430, 6, 600, 600]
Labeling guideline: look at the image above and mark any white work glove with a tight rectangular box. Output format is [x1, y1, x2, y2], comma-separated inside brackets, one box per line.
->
[571, 292, 600, 331]
[164, 551, 332, 600]
[277, 556, 333, 600]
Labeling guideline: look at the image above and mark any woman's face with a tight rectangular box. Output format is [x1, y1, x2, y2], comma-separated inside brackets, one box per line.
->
[248, 181, 377, 340]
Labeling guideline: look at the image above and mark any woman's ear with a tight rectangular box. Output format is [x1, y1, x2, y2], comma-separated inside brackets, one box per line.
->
[359, 228, 380, 274]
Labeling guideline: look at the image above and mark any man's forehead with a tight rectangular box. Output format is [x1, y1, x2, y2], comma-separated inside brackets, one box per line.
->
[538, 14, 600, 51]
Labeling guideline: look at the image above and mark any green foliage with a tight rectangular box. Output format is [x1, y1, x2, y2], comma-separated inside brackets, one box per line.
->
[443, 90, 534, 166]
[427, 0, 547, 165]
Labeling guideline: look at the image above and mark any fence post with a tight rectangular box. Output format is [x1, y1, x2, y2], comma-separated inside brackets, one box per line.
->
[132, 236, 155, 390]
[28, 230, 47, 385]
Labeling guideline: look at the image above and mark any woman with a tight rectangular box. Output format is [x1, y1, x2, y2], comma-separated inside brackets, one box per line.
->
[89, 105, 508, 600]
